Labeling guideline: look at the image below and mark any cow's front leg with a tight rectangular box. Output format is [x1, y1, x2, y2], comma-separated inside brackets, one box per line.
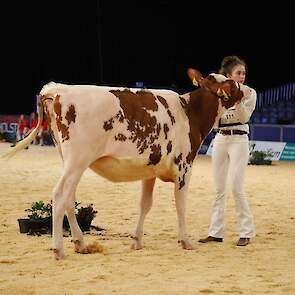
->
[131, 178, 156, 250]
[174, 170, 194, 250]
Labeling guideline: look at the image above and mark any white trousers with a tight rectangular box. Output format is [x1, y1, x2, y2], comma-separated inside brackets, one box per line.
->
[208, 133, 256, 239]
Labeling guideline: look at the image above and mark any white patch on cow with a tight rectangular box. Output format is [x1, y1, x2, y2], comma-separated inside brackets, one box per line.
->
[40, 82, 69, 96]
[180, 92, 190, 101]
[209, 73, 228, 82]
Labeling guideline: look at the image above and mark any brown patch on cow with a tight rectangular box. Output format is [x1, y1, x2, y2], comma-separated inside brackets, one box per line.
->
[103, 111, 124, 131]
[163, 123, 169, 139]
[174, 152, 187, 189]
[157, 95, 169, 109]
[53, 95, 62, 118]
[178, 165, 189, 190]
[115, 133, 127, 141]
[103, 118, 114, 131]
[43, 103, 57, 145]
[116, 110, 124, 123]
[166, 140, 172, 155]
[179, 96, 187, 108]
[178, 90, 218, 166]
[135, 90, 159, 111]
[167, 109, 175, 125]
[172, 146, 189, 190]
[53, 95, 69, 142]
[65, 104, 76, 125]
[156, 123, 161, 137]
[148, 144, 162, 165]
[186, 145, 196, 165]
[179, 176, 185, 190]
[174, 153, 182, 165]
[157, 95, 176, 127]
[109, 89, 161, 154]
[138, 140, 149, 154]
[178, 96, 199, 165]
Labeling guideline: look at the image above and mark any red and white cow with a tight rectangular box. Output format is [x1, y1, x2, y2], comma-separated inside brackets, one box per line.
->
[3, 69, 252, 259]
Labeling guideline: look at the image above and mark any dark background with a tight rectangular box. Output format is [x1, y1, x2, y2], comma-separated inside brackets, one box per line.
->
[3, 1, 294, 114]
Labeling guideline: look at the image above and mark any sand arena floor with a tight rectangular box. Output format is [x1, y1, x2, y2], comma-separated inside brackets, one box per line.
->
[0, 142, 294, 295]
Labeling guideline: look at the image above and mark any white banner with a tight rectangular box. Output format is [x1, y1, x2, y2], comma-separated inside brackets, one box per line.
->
[249, 141, 286, 161]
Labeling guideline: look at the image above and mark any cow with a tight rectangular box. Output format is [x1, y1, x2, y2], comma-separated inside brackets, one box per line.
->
[2, 69, 252, 260]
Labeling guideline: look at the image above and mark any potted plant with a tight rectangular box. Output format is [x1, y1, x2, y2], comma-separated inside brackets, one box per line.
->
[18, 201, 98, 234]
[18, 200, 52, 234]
[249, 150, 272, 165]
[76, 203, 98, 231]
[62, 202, 98, 232]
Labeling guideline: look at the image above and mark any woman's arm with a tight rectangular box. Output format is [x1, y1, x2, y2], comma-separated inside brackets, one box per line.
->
[234, 88, 257, 123]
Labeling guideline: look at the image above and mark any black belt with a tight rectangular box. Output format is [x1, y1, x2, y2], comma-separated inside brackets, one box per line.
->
[218, 129, 248, 135]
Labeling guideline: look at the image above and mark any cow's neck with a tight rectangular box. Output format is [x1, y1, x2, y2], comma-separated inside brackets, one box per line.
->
[181, 88, 219, 143]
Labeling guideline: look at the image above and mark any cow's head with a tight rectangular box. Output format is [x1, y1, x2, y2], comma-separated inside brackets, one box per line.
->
[187, 68, 251, 109]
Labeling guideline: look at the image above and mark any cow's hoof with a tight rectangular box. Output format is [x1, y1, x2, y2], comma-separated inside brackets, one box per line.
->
[131, 242, 143, 250]
[130, 235, 143, 250]
[179, 240, 194, 250]
[52, 248, 65, 260]
[72, 239, 87, 253]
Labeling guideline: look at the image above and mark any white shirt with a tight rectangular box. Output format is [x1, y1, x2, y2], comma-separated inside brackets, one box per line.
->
[215, 87, 257, 133]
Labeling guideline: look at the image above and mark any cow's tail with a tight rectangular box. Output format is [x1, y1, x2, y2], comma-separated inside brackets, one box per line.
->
[1, 96, 46, 159]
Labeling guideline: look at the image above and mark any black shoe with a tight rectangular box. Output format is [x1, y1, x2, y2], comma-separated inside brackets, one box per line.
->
[236, 238, 250, 246]
[198, 236, 223, 243]
[10, 143, 16, 147]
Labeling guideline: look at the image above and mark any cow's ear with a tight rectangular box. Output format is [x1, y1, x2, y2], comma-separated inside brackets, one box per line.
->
[187, 68, 204, 87]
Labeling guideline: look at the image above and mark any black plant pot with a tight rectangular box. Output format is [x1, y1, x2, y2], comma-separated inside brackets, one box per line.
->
[62, 215, 91, 231]
[62, 216, 70, 230]
[45, 216, 71, 231]
[18, 218, 30, 233]
[18, 216, 92, 234]
[28, 217, 51, 233]
[18, 217, 51, 234]
[249, 159, 272, 165]
[77, 216, 91, 232]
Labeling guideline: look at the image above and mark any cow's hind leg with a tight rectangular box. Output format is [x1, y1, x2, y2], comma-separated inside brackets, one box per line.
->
[174, 171, 194, 250]
[131, 178, 156, 250]
[65, 200, 86, 253]
[52, 166, 85, 260]
[66, 199, 101, 255]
